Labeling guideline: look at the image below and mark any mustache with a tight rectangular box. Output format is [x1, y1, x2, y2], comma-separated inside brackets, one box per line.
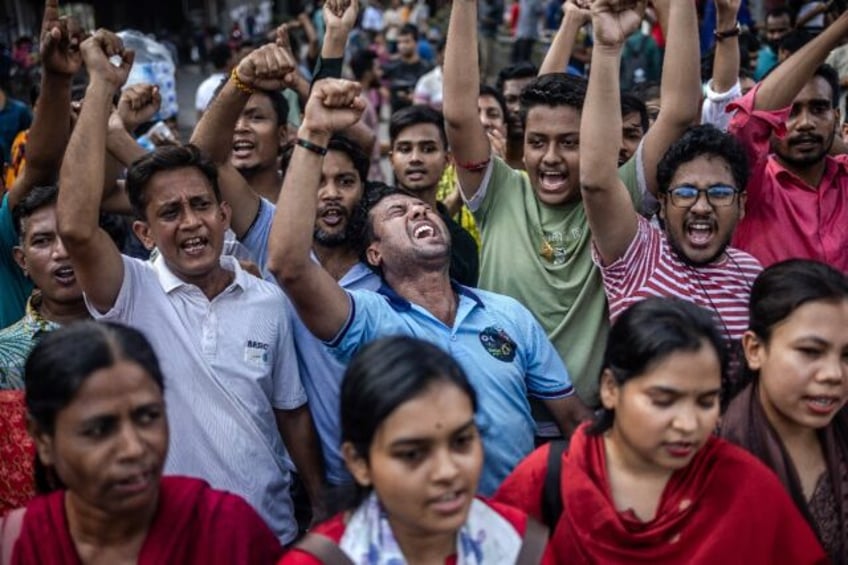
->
[788, 134, 824, 145]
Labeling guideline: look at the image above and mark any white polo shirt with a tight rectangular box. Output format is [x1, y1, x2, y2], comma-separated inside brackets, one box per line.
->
[86, 253, 305, 544]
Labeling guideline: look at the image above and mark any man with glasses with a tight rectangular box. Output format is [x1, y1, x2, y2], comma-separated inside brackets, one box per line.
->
[579, 1, 761, 343]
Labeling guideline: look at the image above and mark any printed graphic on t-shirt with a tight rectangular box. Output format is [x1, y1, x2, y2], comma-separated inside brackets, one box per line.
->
[479, 326, 517, 362]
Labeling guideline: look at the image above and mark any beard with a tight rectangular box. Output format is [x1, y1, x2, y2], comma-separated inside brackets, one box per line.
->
[773, 132, 834, 169]
[665, 227, 731, 267]
[314, 226, 349, 248]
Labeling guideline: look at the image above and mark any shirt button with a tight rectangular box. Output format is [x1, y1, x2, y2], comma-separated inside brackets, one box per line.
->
[450, 335, 457, 341]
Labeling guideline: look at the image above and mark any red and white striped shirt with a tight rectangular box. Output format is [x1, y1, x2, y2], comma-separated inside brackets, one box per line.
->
[594, 217, 762, 340]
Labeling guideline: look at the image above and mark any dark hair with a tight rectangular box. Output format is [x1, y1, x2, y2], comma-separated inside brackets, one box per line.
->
[209, 43, 232, 70]
[25, 321, 165, 493]
[621, 92, 649, 134]
[813, 64, 840, 109]
[328, 134, 370, 184]
[389, 104, 447, 148]
[126, 144, 221, 220]
[13, 184, 58, 237]
[519, 73, 587, 128]
[748, 260, 848, 344]
[479, 84, 508, 123]
[656, 125, 749, 194]
[591, 298, 728, 434]
[779, 29, 814, 55]
[398, 23, 419, 41]
[352, 181, 418, 273]
[766, 6, 793, 24]
[350, 49, 378, 81]
[495, 62, 538, 93]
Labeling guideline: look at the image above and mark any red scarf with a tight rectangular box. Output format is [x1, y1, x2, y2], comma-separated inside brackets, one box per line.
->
[0, 391, 34, 515]
[545, 425, 828, 564]
[12, 476, 283, 564]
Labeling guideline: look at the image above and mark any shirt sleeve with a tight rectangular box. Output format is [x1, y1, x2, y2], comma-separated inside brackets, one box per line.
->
[727, 83, 791, 199]
[617, 142, 647, 206]
[592, 216, 659, 300]
[84, 255, 141, 321]
[324, 290, 396, 364]
[516, 302, 574, 399]
[701, 79, 742, 132]
[462, 156, 517, 221]
[271, 295, 307, 410]
[240, 197, 275, 269]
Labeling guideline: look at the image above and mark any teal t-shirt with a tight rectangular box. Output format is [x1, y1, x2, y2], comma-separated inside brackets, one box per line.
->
[0, 194, 33, 328]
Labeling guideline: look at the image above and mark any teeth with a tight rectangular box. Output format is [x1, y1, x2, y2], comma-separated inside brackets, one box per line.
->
[414, 225, 434, 238]
[437, 492, 458, 502]
[809, 397, 835, 406]
[233, 142, 254, 150]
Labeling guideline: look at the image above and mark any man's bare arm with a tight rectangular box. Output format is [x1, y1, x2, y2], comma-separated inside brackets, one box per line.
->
[267, 80, 364, 340]
[539, 1, 591, 75]
[443, 0, 492, 202]
[710, 0, 742, 95]
[639, 0, 701, 195]
[580, 0, 643, 265]
[57, 30, 134, 314]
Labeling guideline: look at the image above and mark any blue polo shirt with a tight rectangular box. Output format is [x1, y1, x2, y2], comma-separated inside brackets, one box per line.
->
[327, 284, 574, 494]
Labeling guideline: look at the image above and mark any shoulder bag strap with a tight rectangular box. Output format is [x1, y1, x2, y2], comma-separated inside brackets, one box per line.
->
[293, 532, 355, 565]
[514, 516, 549, 565]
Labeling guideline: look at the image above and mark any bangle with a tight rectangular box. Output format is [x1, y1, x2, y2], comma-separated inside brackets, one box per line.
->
[456, 156, 491, 173]
[296, 137, 328, 156]
[714, 23, 741, 41]
[230, 68, 255, 95]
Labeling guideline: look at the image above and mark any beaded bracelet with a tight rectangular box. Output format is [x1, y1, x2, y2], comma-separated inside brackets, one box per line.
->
[296, 137, 328, 156]
[230, 68, 255, 95]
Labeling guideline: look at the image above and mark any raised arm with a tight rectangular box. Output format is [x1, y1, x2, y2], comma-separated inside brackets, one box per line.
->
[539, 0, 591, 75]
[754, 12, 848, 111]
[190, 41, 297, 237]
[710, 0, 742, 96]
[639, 0, 701, 195]
[266, 79, 365, 340]
[580, 0, 644, 265]
[8, 0, 84, 207]
[443, 0, 491, 201]
[57, 30, 134, 314]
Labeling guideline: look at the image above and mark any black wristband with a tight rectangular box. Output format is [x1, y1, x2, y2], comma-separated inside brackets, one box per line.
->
[312, 56, 344, 84]
[714, 23, 741, 41]
[296, 137, 328, 156]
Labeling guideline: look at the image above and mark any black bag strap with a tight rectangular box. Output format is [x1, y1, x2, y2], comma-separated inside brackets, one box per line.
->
[293, 533, 355, 565]
[541, 439, 568, 531]
[515, 516, 549, 565]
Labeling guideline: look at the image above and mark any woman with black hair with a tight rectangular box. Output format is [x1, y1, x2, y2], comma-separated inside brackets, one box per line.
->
[0, 321, 283, 564]
[722, 259, 848, 562]
[283, 336, 547, 564]
[494, 298, 826, 563]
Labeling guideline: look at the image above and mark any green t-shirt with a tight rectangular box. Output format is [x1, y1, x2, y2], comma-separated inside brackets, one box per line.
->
[470, 157, 641, 404]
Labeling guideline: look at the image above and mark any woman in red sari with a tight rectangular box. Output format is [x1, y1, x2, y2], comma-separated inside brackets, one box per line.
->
[495, 298, 827, 564]
[722, 260, 848, 562]
[0, 321, 283, 564]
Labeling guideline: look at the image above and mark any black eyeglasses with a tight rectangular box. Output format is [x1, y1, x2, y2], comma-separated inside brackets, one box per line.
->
[668, 185, 740, 208]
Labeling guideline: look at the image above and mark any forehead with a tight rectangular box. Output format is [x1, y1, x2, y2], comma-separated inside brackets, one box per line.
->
[628, 345, 722, 392]
[525, 105, 581, 134]
[478, 95, 503, 113]
[323, 149, 358, 176]
[771, 299, 848, 340]
[766, 14, 791, 29]
[375, 383, 474, 442]
[392, 122, 444, 146]
[793, 76, 834, 106]
[372, 193, 426, 213]
[622, 111, 644, 127]
[669, 154, 735, 186]
[146, 167, 216, 205]
[243, 92, 276, 115]
[20, 203, 58, 236]
[60, 361, 161, 420]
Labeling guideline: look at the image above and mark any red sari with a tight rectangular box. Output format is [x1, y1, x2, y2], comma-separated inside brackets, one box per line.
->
[0, 391, 34, 515]
[10, 476, 283, 564]
[495, 424, 827, 564]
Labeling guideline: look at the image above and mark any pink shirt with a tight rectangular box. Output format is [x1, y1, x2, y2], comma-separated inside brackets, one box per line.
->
[728, 84, 848, 272]
[594, 217, 762, 341]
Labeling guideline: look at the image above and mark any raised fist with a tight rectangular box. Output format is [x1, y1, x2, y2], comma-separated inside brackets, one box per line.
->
[80, 29, 134, 90]
[235, 43, 298, 92]
[302, 79, 366, 135]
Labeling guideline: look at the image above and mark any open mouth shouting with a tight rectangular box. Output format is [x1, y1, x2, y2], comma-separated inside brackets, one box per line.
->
[231, 139, 256, 159]
[318, 205, 347, 228]
[53, 265, 77, 286]
[404, 167, 429, 184]
[411, 221, 439, 241]
[180, 236, 209, 256]
[684, 218, 717, 249]
[538, 170, 569, 194]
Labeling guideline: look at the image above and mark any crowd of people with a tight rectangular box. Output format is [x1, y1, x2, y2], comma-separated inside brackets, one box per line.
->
[0, 0, 846, 562]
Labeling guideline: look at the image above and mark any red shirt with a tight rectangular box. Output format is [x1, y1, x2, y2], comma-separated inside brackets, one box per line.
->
[728, 84, 848, 272]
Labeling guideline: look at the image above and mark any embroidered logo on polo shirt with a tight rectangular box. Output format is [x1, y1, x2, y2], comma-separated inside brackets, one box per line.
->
[479, 327, 517, 362]
[245, 340, 269, 366]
